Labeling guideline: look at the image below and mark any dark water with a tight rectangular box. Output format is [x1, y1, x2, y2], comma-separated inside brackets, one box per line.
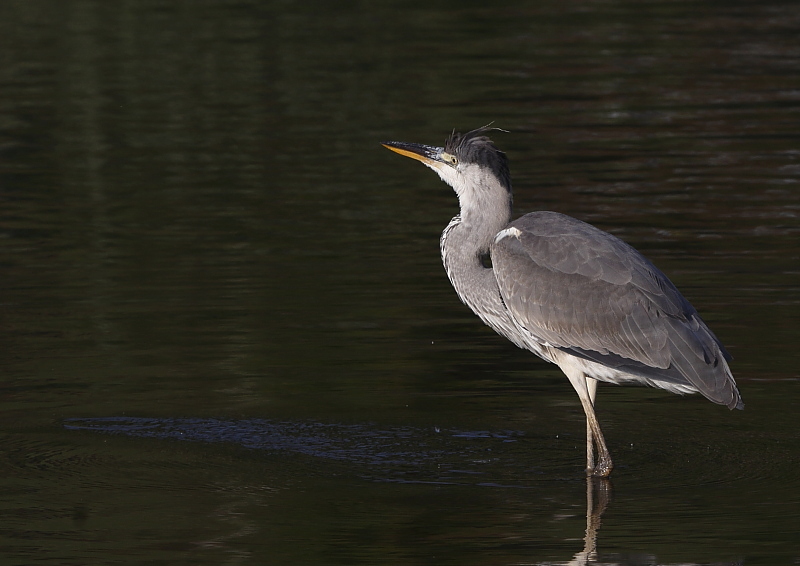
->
[1, 0, 798, 564]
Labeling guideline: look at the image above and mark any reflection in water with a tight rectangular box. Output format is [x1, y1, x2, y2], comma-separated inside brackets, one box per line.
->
[527, 478, 611, 566]
[572, 478, 610, 566]
[538, 478, 742, 566]
[64, 417, 728, 566]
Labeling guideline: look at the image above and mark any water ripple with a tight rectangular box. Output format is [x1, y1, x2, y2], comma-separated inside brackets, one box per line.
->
[63, 417, 547, 483]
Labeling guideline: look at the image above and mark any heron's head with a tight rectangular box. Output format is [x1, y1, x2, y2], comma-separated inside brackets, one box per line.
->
[382, 127, 513, 207]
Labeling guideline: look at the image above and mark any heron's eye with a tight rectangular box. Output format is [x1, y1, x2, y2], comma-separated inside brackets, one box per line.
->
[440, 152, 458, 166]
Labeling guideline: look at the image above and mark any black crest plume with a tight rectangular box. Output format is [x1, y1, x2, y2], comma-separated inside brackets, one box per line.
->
[444, 127, 512, 194]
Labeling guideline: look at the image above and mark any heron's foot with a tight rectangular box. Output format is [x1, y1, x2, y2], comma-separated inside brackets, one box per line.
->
[587, 455, 613, 478]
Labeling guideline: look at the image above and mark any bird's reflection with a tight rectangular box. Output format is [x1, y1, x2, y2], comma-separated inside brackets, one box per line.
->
[567, 477, 611, 566]
[66, 417, 728, 565]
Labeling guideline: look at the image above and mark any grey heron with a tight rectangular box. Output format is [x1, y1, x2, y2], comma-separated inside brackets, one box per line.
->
[382, 127, 743, 477]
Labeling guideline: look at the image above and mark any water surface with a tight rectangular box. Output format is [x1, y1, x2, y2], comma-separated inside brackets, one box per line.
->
[1, 0, 798, 564]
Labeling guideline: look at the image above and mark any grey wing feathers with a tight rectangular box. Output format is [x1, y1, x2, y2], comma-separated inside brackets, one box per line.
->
[492, 211, 742, 409]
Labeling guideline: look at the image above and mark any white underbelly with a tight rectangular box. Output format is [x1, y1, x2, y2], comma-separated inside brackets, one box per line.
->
[550, 348, 698, 395]
[497, 316, 699, 396]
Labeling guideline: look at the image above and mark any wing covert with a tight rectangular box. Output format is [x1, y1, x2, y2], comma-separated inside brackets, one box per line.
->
[491, 212, 723, 375]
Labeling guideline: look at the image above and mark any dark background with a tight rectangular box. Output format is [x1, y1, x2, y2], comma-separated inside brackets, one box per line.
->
[1, 1, 798, 564]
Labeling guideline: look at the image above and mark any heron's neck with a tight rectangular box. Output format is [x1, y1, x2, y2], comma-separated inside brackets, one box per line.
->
[439, 189, 512, 329]
[446, 169, 513, 256]
[445, 164, 513, 249]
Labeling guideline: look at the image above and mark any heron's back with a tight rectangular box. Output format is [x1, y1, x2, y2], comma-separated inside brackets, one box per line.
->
[491, 211, 742, 410]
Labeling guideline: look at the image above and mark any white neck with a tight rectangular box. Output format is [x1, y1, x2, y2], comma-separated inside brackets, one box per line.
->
[437, 163, 515, 339]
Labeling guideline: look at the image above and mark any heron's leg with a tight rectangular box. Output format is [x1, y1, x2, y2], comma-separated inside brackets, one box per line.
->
[587, 376, 598, 405]
[585, 378, 599, 471]
[561, 364, 613, 477]
[581, 396, 613, 477]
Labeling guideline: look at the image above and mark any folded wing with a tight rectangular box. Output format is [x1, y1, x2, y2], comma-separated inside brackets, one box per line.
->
[491, 211, 742, 409]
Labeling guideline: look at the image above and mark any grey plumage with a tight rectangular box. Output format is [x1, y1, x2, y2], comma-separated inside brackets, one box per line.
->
[493, 211, 741, 409]
[382, 127, 742, 476]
